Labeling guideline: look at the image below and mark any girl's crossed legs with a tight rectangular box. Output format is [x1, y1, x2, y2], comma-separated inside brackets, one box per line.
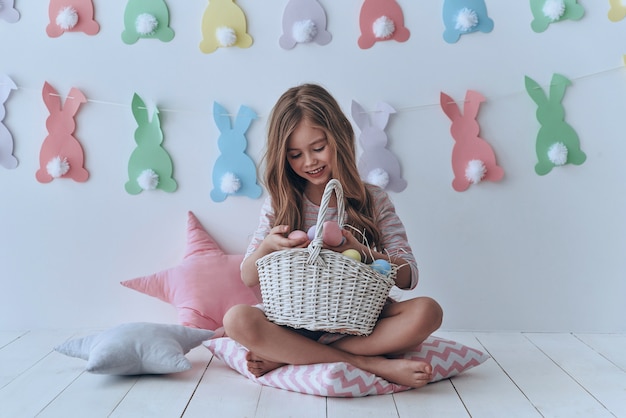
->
[222, 296, 443, 388]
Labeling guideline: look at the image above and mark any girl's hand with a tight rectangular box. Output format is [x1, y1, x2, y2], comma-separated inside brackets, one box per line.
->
[261, 225, 309, 252]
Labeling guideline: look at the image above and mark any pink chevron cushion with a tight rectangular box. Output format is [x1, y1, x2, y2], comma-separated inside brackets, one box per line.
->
[203, 335, 489, 397]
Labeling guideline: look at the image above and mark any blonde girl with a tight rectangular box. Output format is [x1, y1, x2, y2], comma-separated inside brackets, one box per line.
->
[223, 84, 443, 388]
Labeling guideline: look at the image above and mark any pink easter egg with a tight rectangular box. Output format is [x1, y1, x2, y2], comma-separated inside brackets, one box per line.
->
[322, 221, 344, 247]
[288, 230, 308, 240]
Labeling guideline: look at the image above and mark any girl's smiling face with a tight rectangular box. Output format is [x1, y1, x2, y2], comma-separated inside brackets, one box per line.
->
[286, 118, 334, 188]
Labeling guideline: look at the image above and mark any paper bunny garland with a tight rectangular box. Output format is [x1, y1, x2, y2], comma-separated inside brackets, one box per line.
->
[279, 0, 332, 49]
[352, 100, 407, 192]
[36, 82, 89, 183]
[0, 75, 17, 170]
[440, 90, 504, 192]
[200, 0, 253, 54]
[358, 0, 410, 49]
[46, 0, 99, 38]
[125, 94, 177, 194]
[525, 74, 586, 175]
[210, 103, 262, 202]
[121, 0, 174, 44]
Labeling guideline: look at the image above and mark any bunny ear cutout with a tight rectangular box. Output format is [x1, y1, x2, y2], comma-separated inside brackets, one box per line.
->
[279, 0, 332, 50]
[442, 0, 494, 44]
[351, 100, 370, 130]
[126, 93, 177, 194]
[46, 0, 100, 38]
[440, 92, 461, 121]
[36, 82, 89, 183]
[199, 0, 253, 54]
[234, 105, 257, 134]
[121, 0, 174, 44]
[529, 0, 584, 33]
[371, 102, 396, 130]
[358, 0, 410, 49]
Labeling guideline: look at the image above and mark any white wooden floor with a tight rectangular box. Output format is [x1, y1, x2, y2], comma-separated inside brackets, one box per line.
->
[0, 330, 624, 418]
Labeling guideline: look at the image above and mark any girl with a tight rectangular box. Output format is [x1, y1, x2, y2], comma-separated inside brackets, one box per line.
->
[223, 84, 443, 389]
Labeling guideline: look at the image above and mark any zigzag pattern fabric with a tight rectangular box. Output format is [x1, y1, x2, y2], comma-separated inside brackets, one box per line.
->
[204, 335, 490, 397]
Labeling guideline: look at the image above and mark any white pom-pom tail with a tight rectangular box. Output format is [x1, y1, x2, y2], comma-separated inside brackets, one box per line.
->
[455, 8, 479, 32]
[543, 0, 566, 21]
[216, 26, 237, 47]
[292, 19, 317, 43]
[366, 168, 390, 189]
[465, 159, 486, 184]
[548, 142, 568, 166]
[373, 16, 395, 39]
[47, 156, 70, 178]
[56, 6, 78, 30]
[220, 172, 241, 194]
[137, 169, 159, 190]
[135, 13, 159, 35]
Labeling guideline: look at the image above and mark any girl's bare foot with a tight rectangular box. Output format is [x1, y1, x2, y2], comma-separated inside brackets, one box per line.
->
[360, 357, 433, 388]
[245, 351, 286, 377]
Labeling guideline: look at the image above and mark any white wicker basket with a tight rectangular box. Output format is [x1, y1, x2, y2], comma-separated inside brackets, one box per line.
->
[256, 179, 396, 336]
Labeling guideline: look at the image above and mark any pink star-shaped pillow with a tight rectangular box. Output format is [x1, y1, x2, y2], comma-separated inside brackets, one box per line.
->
[121, 211, 260, 330]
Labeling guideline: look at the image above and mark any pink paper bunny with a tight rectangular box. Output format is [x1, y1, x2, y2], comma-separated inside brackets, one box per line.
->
[352, 100, 407, 192]
[358, 0, 410, 49]
[440, 90, 503, 192]
[36, 82, 89, 183]
[46, 0, 99, 38]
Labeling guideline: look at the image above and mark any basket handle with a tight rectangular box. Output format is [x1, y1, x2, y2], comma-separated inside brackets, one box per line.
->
[306, 179, 345, 265]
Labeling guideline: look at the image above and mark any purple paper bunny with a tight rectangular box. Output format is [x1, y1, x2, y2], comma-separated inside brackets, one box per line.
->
[352, 100, 407, 192]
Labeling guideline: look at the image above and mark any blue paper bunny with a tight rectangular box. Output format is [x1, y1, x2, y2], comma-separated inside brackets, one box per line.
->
[210, 102, 262, 202]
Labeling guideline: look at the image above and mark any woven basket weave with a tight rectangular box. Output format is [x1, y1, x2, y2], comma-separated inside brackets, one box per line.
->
[256, 179, 396, 336]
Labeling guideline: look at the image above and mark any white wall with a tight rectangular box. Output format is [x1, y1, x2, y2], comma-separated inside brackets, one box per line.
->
[0, 2, 624, 332]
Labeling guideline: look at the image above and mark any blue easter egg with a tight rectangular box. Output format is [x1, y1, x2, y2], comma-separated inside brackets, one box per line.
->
[371, 259, 391, 276]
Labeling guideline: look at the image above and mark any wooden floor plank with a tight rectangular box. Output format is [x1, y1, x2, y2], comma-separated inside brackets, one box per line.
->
[0, 350, 85, 417]
[526, 332, 626, 418]
[576, 333, 626, 371]
[110, 347, 211, 418]
[0, 329, 76, 389]
[476, 332, 614, 418]
[393, 379, 470, 418]
[439, 332, 542, 418]
[0, 330, 27, 348]
[37, 373, 140, 418]
[182, 357, 262, 417]
[255, 385, 327, 418]
[327, 394, 398, 418]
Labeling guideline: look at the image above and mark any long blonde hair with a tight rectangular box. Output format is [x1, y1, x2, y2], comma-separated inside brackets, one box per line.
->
[263, 83, 382, 247]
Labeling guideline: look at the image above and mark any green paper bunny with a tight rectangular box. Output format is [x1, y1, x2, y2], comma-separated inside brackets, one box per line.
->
[525, 74, 586, 175]
[125, 94, 177, 194]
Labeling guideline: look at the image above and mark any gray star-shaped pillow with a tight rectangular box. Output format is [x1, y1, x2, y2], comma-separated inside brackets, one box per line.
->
[54, 322, 214, 375]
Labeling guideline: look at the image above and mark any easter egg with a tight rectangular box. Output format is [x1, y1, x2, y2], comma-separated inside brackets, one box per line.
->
[342, 249, 361, 262]
[307, 225, 316, 241]
[288, 230, 308, 241]
[371, 259, 391, 276]
[322, 221, 344, 247]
